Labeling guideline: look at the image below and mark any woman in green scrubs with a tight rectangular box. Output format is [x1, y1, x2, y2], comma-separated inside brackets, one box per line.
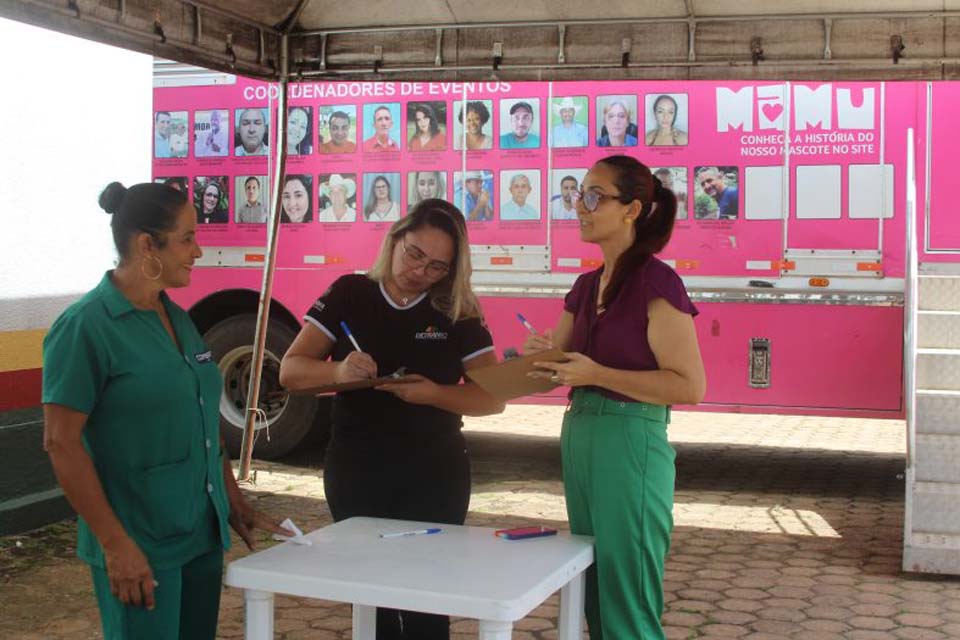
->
[42, 182, 290, 640]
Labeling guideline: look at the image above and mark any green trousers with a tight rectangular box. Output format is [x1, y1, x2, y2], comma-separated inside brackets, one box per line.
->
[561, 389, 676, 640]
[90, 547, 224, 640]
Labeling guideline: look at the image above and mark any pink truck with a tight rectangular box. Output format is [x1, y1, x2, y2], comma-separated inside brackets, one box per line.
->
[152, 75, 946, 460]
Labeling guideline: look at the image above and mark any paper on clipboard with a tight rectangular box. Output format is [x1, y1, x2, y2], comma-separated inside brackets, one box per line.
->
[466, 349, 569, 402]
[291, 368, 416, 396]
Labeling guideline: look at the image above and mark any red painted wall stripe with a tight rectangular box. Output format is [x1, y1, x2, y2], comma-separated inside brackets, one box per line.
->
[0, 368, 42, 412]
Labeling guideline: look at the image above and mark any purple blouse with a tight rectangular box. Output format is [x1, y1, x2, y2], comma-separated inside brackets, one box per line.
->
[563, 256, 699, 402]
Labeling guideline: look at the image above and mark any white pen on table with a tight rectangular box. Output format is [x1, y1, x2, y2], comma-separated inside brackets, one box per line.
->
[379, 527, 443, 539]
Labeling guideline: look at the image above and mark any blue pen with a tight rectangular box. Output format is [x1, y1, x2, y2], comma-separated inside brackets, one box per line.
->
[379, 528, 443, 539]
[516, 312, 537, 334]
[339, 321, 363, 352]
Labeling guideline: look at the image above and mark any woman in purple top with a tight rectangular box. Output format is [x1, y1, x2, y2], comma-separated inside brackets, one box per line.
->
[524, 155, 705, 639]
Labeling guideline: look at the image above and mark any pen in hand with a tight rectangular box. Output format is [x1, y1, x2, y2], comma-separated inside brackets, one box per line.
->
[516, 312, 537, 334]
[340, 321, 363, 352]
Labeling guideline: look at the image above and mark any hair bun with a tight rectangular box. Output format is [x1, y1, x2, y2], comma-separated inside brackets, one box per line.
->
[98, 182, 128, 215]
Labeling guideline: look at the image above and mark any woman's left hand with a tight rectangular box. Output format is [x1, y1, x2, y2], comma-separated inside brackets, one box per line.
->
[228, 494, 293, 551]
[529, 352, 602, 387]
[377, 374, 440, 405]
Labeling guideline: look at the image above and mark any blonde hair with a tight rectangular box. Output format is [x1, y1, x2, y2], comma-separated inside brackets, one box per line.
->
[603, 98, 633, 123]
[367, 199, 482, 322]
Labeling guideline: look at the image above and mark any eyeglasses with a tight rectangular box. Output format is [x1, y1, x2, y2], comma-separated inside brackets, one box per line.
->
[576, 188, 623, 213]
[400, 239, 451, 277]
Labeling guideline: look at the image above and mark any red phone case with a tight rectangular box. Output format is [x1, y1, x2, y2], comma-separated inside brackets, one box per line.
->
[494, 526, 558, 540]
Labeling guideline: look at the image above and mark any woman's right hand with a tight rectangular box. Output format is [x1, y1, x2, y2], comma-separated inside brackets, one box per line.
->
[334, 351, 378, 382]
[103, 535, 155, 609]
[523, 329, 555, 355]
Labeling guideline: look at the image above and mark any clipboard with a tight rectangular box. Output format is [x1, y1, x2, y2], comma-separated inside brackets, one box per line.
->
[466, 349, 569, 402]
[291, 368, 415, 396]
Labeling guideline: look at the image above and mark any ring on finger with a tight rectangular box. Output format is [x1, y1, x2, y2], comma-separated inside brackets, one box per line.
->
[550, 374, 561, 383]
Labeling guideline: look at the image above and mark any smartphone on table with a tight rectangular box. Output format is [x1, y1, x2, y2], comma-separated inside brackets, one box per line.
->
[494, 525, 558, 540]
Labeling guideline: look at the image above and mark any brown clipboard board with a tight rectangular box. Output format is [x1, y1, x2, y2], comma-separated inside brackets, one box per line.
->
[291, 371, 416, 396]
[466, 349, 569, 402]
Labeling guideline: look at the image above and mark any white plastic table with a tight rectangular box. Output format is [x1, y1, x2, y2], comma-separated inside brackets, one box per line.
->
[225, 516, 594, 639]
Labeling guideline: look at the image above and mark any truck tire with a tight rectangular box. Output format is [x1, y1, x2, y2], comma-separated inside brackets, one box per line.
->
[204, 314, 316, 460]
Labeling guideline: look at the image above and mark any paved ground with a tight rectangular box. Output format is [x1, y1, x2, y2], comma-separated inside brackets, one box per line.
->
[3, 406, 960, 639]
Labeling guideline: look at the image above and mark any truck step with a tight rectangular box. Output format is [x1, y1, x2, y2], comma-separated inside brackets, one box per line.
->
[914, 434, 960, 483]
[918, 276, 960, 312]
[908, 482, 960, 536]
[918, 311, 960, 349]
[916, 351, 960, 391]
[916, 391, 960, 435]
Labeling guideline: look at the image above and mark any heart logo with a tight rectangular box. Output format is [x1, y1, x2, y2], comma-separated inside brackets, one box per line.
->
[761, 103, 784, 122]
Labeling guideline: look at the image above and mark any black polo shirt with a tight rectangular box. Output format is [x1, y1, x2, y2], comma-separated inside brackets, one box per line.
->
[304, 274, 494, 437]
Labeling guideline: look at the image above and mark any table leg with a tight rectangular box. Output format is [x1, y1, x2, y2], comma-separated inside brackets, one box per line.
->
[352, 603, 376, 640]
[243, 589, 274, 640]
[558, 570, 585, 640]
[478, 619, 513, 639]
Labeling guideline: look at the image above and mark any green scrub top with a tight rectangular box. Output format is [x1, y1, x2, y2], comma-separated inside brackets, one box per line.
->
[42, 272, 232, 570]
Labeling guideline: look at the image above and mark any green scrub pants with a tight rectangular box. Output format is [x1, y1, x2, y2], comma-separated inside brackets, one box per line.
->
[561, 389, 675, 640]
[90, 547, 224, 640]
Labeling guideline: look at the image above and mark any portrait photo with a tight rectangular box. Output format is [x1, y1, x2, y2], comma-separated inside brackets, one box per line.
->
[318, 173, 358, 223]
[550, 169, 587, 220]
[287, 106, 313, 155]
[453, 169, 494, 222]
[596, 95, 639, 148]
[550, 96, 589, 148]
[361, 172, 402, 222]
[407, 170, 448, 212]
[499, 98, 541, 150]
[452, 100, 493, 151]
[235, 175, 269, 224]
[154, 110, 188, 159]
[318, 105, 357, 154]
[194, 109, 229, 158]
[193, 176, 229, 224]
[694, 166, 739, 220]
[362, 102, 401, 153]
[652, 167, 688, 220]
[234, 107, 270, 156]
[280, 174, 313, 224]
[406, 101, 447, 152]
[645, 93, 689, 146]
[499, 169, 542, 221]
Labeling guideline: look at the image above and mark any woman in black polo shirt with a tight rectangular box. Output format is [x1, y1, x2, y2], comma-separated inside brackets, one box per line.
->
[279, 198, 505, 640]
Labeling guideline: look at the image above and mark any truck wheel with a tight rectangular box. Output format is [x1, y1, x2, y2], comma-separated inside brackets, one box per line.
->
[204, 314, 315, 460]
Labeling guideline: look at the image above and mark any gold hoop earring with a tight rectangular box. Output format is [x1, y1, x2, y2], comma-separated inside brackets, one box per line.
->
[140, 255, 163, 281]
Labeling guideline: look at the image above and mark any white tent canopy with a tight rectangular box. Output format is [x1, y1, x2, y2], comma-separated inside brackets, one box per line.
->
[5, 0, 960, 80]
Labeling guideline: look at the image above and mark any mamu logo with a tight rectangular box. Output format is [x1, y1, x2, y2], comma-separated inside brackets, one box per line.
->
[716, 84, 876, 132]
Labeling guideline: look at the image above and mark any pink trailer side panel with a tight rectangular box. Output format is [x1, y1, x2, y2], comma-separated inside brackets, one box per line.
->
[158, 77, 932, 419]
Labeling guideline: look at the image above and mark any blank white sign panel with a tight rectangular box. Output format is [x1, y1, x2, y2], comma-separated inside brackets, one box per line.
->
[796, 165, 841, 219]
[849, 164, 894, 219]
[745, 166, 784, 220]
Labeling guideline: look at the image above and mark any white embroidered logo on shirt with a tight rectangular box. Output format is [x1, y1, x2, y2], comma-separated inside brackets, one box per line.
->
[415, 325, 448, 340]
